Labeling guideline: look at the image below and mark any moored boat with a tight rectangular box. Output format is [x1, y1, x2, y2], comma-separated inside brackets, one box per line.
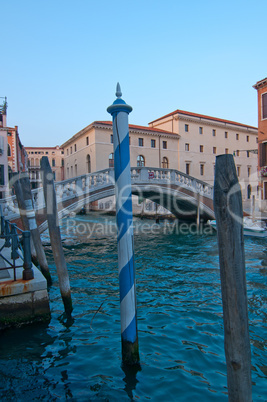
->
[208, 217, 267, 238]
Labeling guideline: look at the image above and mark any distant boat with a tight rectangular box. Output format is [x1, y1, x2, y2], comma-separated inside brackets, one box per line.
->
[208, 217, 267, 238]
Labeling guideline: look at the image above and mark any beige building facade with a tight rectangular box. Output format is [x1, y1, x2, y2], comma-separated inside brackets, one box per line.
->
[26, 146, 64, 188]
[61, 121, 179, 178]
[149, 109, 258, 199]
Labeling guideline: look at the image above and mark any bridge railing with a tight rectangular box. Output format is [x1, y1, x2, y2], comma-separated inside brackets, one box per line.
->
[0, 167, 213, 221]
[131, 167, 213, 197]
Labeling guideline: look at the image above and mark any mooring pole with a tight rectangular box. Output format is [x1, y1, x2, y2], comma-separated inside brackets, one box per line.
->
[196, 192, 200, 231]
[13, 176, 52, 285]
[41, 156, 73, 316]
[107, 83, 140, 365]
[213, 154, 252, 401]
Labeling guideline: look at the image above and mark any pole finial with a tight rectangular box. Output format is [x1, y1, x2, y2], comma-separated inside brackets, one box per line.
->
[116, 82, 122, 98]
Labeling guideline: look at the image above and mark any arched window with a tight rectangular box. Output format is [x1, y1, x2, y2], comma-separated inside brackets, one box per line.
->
[162, 157, 169, 169]
[86, 154, 91, 173]
[137, 155, 145, 167]
[109, 153, 114, 168]
[7, 144, 11, 157]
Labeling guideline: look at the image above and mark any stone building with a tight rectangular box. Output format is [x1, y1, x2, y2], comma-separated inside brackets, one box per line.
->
[253, 77, 267, 200]
[25, 146, 64, 189]
[61, 121, 179, 177]
[0, 98, 28, 197]
[149, 109, 258, 199]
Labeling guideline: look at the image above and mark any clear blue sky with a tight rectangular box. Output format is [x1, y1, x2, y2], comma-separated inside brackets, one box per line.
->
[1, 0, 266, 147]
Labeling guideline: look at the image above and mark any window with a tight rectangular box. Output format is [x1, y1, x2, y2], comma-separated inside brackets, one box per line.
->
[262, 92, 267, 119]
[199, 127, 203, 134]
[237, 166, 240, 177]
[248, 167, 251, 177]
[185, 143, 189, 151]
[185, 124, 189, 132]
[67, 149, 69, 156]
[247, 151, 250, 157]
[236, 150, 240, 157]
[225, 148, 229, 154]
[236, 133, 239, 140]
[86, 154, 91, 173]
[138, 138, 144, 147]
[151, 139, 156, 148]
[110, 135, 113, 144]
[7, 144, 11, 156]
[86, 136, 89, 146]
[137, 155, 145, 167]
[200, 145, 204, 153]
[74, 144, 77, 152]
[61, 159, 64, 166]
[75, 164, 77, 176]
[52, 159, 55, 167]
[162, 141, 167, 149]
[185, 163, 190, 175]
[109, 153, 114, 168]
[162, 157, 169, 169]
[46, 151, 49, 155]
[0, 165, 4, 185]
[200, 164, 204, 176]
[213, 147, 217, 154]
[246, 135, 249, 142]
[212, 129, 216, 136]
[70, 146, 73, 154]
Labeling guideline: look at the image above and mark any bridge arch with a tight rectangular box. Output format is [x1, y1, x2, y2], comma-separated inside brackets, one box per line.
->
[1, 167, 215, 234]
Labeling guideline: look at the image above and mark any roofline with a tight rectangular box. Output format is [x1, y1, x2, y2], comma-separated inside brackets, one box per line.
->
[61, 120, 180, 147]
[149, 109, 257, 130]
[253, 77, 267, 90]
[25, 146, 62, 150]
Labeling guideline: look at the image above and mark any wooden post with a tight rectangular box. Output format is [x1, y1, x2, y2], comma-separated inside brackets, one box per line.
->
[13, 176, 52, 285]
[252, 195, 255, 222]
[196, 192, 200, 231]
[12, 176, 38, 262]
[213, 154, 252, 401]
[41, 156, 73, 315]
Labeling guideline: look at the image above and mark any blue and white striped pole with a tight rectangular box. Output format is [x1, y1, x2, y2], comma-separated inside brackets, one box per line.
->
[107, 83, 139, 365]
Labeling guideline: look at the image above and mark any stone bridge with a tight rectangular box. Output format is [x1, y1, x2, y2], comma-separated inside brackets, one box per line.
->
[0, 167, 215, 233]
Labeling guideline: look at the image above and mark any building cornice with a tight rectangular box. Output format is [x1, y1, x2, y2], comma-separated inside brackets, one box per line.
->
[61, 121, 180, 148]
[253, 77, 267, 90]
[149, 109, 258, 132]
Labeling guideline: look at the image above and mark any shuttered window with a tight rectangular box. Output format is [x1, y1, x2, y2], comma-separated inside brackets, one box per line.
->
[0, 165, 4, 185]
[262, 93, 267, 119]
[259, 142, 267, 167]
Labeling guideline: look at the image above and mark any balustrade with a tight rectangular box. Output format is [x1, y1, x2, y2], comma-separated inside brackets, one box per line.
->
[0, 167, 213, 222]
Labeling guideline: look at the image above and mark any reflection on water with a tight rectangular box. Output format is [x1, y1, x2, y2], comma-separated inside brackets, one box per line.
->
[0, 212, 266, 401]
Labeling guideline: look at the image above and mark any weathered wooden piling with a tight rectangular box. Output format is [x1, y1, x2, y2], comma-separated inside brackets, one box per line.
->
[12, 177, 37, 261]
[107, 83, 140, 365]
[41, 156, 73, 315]
[13, 176, 52, 285]
[213, 154, 252, 401]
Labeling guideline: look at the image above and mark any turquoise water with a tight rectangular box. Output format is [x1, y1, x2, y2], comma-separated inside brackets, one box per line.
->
[0, 213, 266, 401]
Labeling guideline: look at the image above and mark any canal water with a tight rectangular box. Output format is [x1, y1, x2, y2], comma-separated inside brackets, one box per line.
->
[0, 213, 266, 401]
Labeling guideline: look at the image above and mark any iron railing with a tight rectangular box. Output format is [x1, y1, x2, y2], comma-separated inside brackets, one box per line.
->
[0, 207, 33, 282]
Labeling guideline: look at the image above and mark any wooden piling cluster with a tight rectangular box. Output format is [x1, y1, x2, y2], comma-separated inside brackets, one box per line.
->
[214, 154, 252, 401]
[13, 175, 52, 285]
